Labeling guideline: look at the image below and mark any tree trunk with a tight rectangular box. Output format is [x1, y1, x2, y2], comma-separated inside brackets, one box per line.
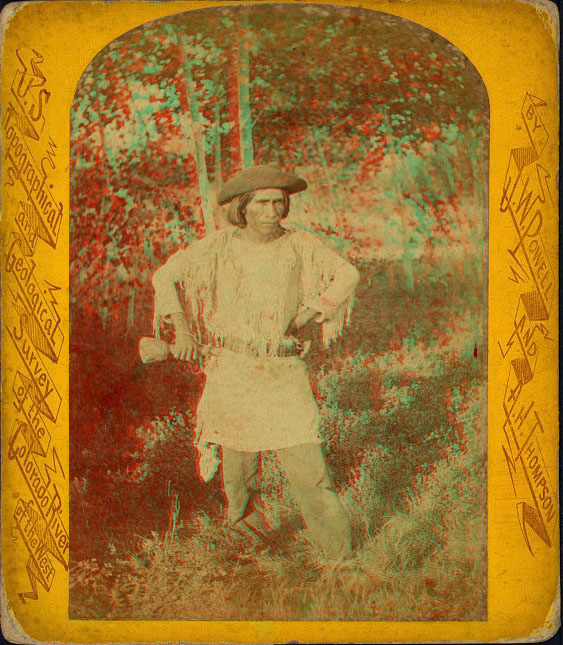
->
[94, 81, 113, 219]
[166, 25, 215, 234]
[94, 78, 115, 330]
[238, 14, 254, 168]
[213, 101, 226, 229]
[214, 101, 222, 181]
[227, 45, 241, 173]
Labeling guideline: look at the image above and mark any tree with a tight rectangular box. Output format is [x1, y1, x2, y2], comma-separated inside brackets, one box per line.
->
[237, 12, 254, 168]
[164, 24, 215, 233]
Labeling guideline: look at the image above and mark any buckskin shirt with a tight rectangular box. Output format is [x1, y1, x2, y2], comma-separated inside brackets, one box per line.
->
[152, 226, 359, 479]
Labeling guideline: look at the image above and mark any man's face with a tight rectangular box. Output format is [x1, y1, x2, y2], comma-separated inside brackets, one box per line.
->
[244, 188, 286, 235]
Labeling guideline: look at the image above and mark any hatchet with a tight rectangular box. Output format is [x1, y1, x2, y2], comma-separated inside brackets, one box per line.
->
[138, 336, 214, 364]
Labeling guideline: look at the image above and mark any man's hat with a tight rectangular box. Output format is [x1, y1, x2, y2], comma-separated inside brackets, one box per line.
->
[217, 165, 307, 205]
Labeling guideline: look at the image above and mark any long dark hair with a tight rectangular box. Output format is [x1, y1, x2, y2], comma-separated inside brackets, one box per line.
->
[227, 189, 291, 228]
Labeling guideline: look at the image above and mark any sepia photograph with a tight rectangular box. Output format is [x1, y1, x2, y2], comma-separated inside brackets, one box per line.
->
[67, 3, 489, 622]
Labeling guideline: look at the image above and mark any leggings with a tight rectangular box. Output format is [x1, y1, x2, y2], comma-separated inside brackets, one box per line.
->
[221, 443, 352, 560]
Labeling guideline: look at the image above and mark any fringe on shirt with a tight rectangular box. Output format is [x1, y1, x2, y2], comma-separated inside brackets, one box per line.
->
[152, 228, 355, 352]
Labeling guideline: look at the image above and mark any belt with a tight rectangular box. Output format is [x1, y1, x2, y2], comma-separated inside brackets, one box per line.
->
[211, 335, 307, 358]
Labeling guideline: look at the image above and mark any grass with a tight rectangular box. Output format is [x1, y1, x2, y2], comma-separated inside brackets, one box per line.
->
[69, 315, 486, 621]
[70, 418, 485, 621]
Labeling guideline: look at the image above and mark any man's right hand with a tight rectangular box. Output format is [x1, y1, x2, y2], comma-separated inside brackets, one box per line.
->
[171, 333, 200, 362]
[169, 312, 199, 362]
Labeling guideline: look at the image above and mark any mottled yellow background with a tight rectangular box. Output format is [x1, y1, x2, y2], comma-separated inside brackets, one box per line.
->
[1, 0, 559, 642]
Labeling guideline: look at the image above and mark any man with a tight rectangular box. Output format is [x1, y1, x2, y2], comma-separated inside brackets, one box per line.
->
[152, 165, 360, 561]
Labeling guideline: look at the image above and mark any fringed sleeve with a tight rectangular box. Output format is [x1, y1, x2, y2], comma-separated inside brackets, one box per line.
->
[297, 231, 360, 347]
[151, 229, 234, 341]
[151, 248, 192, 338]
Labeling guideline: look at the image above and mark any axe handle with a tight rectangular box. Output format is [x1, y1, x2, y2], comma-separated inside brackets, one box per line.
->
[139, 336, 212, 364]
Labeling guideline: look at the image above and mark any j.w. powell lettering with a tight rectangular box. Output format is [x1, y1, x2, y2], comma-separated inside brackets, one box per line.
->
[498, 93, 557, 555]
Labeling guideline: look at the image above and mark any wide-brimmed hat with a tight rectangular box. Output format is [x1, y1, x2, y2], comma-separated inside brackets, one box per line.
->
[217, 165, 307, 205]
